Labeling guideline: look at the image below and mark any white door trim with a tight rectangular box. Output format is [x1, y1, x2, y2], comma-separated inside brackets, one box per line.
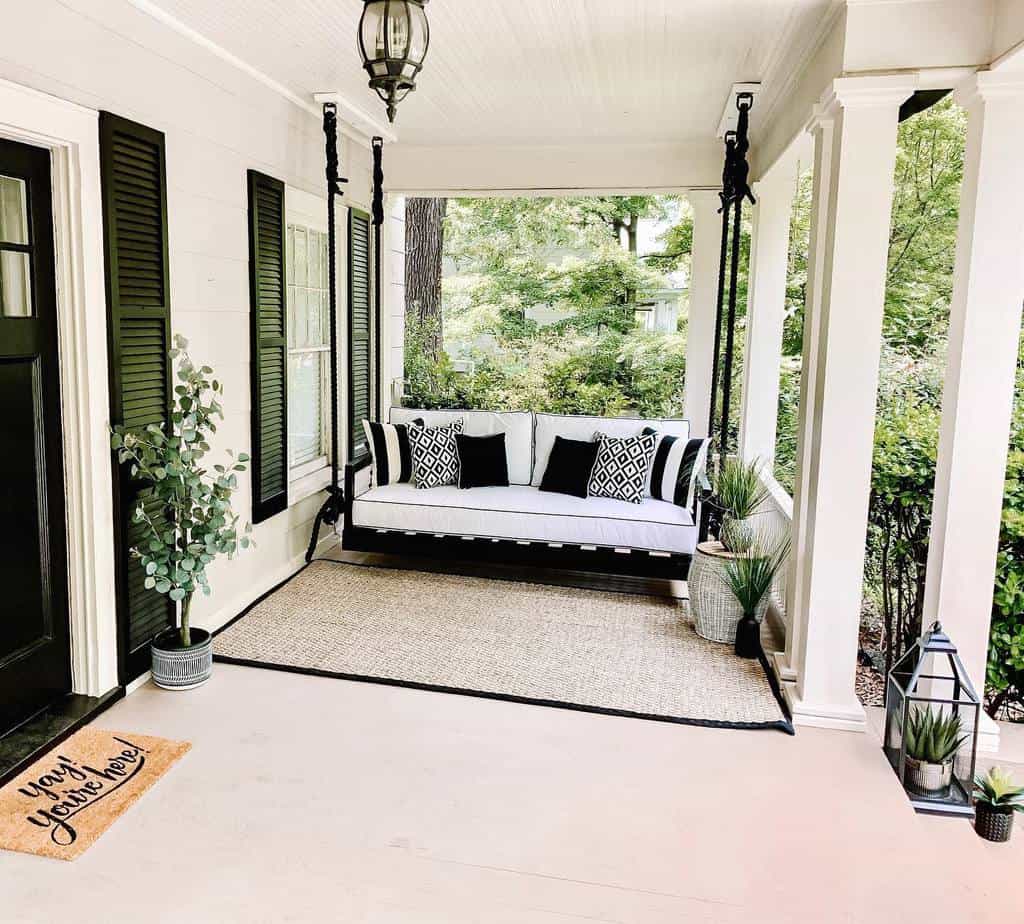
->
[0, 77, 119, 697]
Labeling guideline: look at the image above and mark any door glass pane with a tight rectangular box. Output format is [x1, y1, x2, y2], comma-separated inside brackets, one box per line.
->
[0, 250, 32, 317]
[0, 175, 29, 245]
[289, 352, 323, 466]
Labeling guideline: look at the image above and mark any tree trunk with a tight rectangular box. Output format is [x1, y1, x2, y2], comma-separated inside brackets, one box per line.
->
[405, 197, 447, 361]
[180, 593, 192, 647]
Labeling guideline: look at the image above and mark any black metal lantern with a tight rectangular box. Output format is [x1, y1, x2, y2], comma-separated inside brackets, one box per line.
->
[884, 622, 981, 817]
[357, 0, 430, 123]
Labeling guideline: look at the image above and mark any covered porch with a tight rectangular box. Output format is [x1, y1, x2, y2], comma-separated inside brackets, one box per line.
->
[2, 0, 1024, 916]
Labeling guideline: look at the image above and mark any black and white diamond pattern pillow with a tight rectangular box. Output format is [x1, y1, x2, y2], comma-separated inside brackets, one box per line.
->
[588, 430, 658, 504]
[408, 418, 464, 489]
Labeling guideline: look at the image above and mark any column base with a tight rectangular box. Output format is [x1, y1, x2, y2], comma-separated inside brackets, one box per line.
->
[772, 649, 797, 684]
[781, 682, 867, 732]
[976, 710, 1001, 754]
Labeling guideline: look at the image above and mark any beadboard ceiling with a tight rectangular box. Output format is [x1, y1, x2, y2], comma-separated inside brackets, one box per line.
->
[138, 0, 837, 146]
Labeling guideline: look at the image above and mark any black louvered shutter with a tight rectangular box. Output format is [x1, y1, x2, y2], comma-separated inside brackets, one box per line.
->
[349, 208, 372, 461]
[247, 171, 288, 522]
[99, 112, 175, 683]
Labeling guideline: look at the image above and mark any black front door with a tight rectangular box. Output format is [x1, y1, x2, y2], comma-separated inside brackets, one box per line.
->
[0, 137, 71, 734]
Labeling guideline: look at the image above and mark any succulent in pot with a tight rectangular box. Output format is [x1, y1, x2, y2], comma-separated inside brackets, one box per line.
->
[903, 707, 966, 796]
[111, 335, 252, 690]
[714, 458, 769, 553]
[721, 535, 790, 659]
[973, 766, 1024, 842]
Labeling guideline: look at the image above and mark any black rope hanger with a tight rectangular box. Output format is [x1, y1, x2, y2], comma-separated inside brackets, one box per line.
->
[700, 93, 755, 541]
[306, 105, 388, 563]
[305, 102, 349, 563]
[711, 92, 755, 474]
[371, 136, 385, 422]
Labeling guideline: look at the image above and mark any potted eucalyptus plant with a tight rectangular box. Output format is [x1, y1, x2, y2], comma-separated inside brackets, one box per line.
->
[714, 457, 769, 553]
[721, 536, 790, 658]
[973, 766, 1024, 842]
[111, 335, 251, 690]
[902, 706, 966, 796]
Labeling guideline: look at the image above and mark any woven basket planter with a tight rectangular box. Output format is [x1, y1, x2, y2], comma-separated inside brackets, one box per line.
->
[151, 628, 213, 690]
[975, 804, 1014, 843]
[689, 542, 768, 644]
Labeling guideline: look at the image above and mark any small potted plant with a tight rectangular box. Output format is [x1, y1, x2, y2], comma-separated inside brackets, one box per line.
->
[721, 536, 790, 658]
[973, 766, 1024, 842]
[112, 335, 251, 690]
[714, 458, 769, 553]
[903, 706, 965, 796]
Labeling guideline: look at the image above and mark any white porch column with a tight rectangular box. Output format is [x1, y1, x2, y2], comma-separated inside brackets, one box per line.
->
[737, 167, 798, 468]
[684, 189, 725, 438]
[922, 73, 1024, 743]
[785, 76, 916, 730]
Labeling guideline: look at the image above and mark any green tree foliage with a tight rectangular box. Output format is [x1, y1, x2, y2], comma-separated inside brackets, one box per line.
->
[885, 102, 966, 354]
[408, 194, 688, 418]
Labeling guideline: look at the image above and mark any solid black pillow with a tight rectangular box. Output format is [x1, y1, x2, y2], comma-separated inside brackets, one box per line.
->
[539, 435, 600, 499]
[455, 433, 509, 489]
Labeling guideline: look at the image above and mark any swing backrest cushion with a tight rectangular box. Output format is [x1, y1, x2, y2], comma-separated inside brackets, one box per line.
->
[532, 414, 690, 494]
[390, 408, 534, 485]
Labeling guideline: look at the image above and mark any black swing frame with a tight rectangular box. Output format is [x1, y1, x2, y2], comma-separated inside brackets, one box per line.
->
[308, 98, 756, 578]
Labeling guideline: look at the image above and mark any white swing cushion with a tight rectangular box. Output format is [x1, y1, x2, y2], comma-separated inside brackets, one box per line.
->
[351, 483, 697, 555]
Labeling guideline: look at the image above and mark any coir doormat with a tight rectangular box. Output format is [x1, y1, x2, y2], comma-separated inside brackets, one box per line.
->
[0, 728, 190, 861]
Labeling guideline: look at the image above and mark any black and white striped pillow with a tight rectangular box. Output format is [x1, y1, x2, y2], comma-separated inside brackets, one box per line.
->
[363, 418, 423, 487]
[646, 429, 710, 509]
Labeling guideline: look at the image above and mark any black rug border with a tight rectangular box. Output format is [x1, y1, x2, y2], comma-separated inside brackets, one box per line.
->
[214, 559, 795, 736]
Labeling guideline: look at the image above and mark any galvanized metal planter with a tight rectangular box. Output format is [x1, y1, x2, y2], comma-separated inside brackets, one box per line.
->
[151, 628, 213, 690]
[905, 756, 953, 796]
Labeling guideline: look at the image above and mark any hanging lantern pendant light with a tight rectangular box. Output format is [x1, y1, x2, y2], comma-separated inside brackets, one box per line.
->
[358, 0, 431, 123]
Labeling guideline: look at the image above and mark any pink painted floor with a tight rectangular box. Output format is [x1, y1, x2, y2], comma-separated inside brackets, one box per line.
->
[1, 664, 1021, 922]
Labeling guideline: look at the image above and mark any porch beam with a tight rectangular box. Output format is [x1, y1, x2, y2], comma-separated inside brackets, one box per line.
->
[737, 167, 798, 468]
[784, 75, 917, 731]
[921, 72, 1024, 746]
[684, 190, 725, 438]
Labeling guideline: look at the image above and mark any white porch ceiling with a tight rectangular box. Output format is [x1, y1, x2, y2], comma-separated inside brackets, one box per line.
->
[136, 0, 836, 146]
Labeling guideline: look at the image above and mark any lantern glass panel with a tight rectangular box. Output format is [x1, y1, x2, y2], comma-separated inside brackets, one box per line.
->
[407, 3, 428, 64]
[360, 2, 385, 60]
[385, 4, 412, 58]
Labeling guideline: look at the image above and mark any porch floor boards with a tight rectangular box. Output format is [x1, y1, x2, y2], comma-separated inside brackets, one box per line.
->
[1, 664, 1021, 921]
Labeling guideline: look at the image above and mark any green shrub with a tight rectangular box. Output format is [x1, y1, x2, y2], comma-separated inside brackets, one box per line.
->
[988, 346, 1024, 709]
[865, 354, 941, 677]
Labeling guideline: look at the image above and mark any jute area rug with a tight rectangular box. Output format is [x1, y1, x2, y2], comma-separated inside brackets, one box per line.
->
[216, 561, 793, 733]
[0, 728, 190, 861]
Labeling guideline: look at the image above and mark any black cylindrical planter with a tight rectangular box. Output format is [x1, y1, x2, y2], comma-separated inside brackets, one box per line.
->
[975, 803, 1014, 843]
[734, 612, 761, 659]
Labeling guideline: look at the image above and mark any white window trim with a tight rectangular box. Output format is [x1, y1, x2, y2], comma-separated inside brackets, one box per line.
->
[285, 186, 331, 493]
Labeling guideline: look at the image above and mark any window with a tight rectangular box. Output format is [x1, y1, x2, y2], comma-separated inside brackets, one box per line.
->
[286, 224, 330, 479]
